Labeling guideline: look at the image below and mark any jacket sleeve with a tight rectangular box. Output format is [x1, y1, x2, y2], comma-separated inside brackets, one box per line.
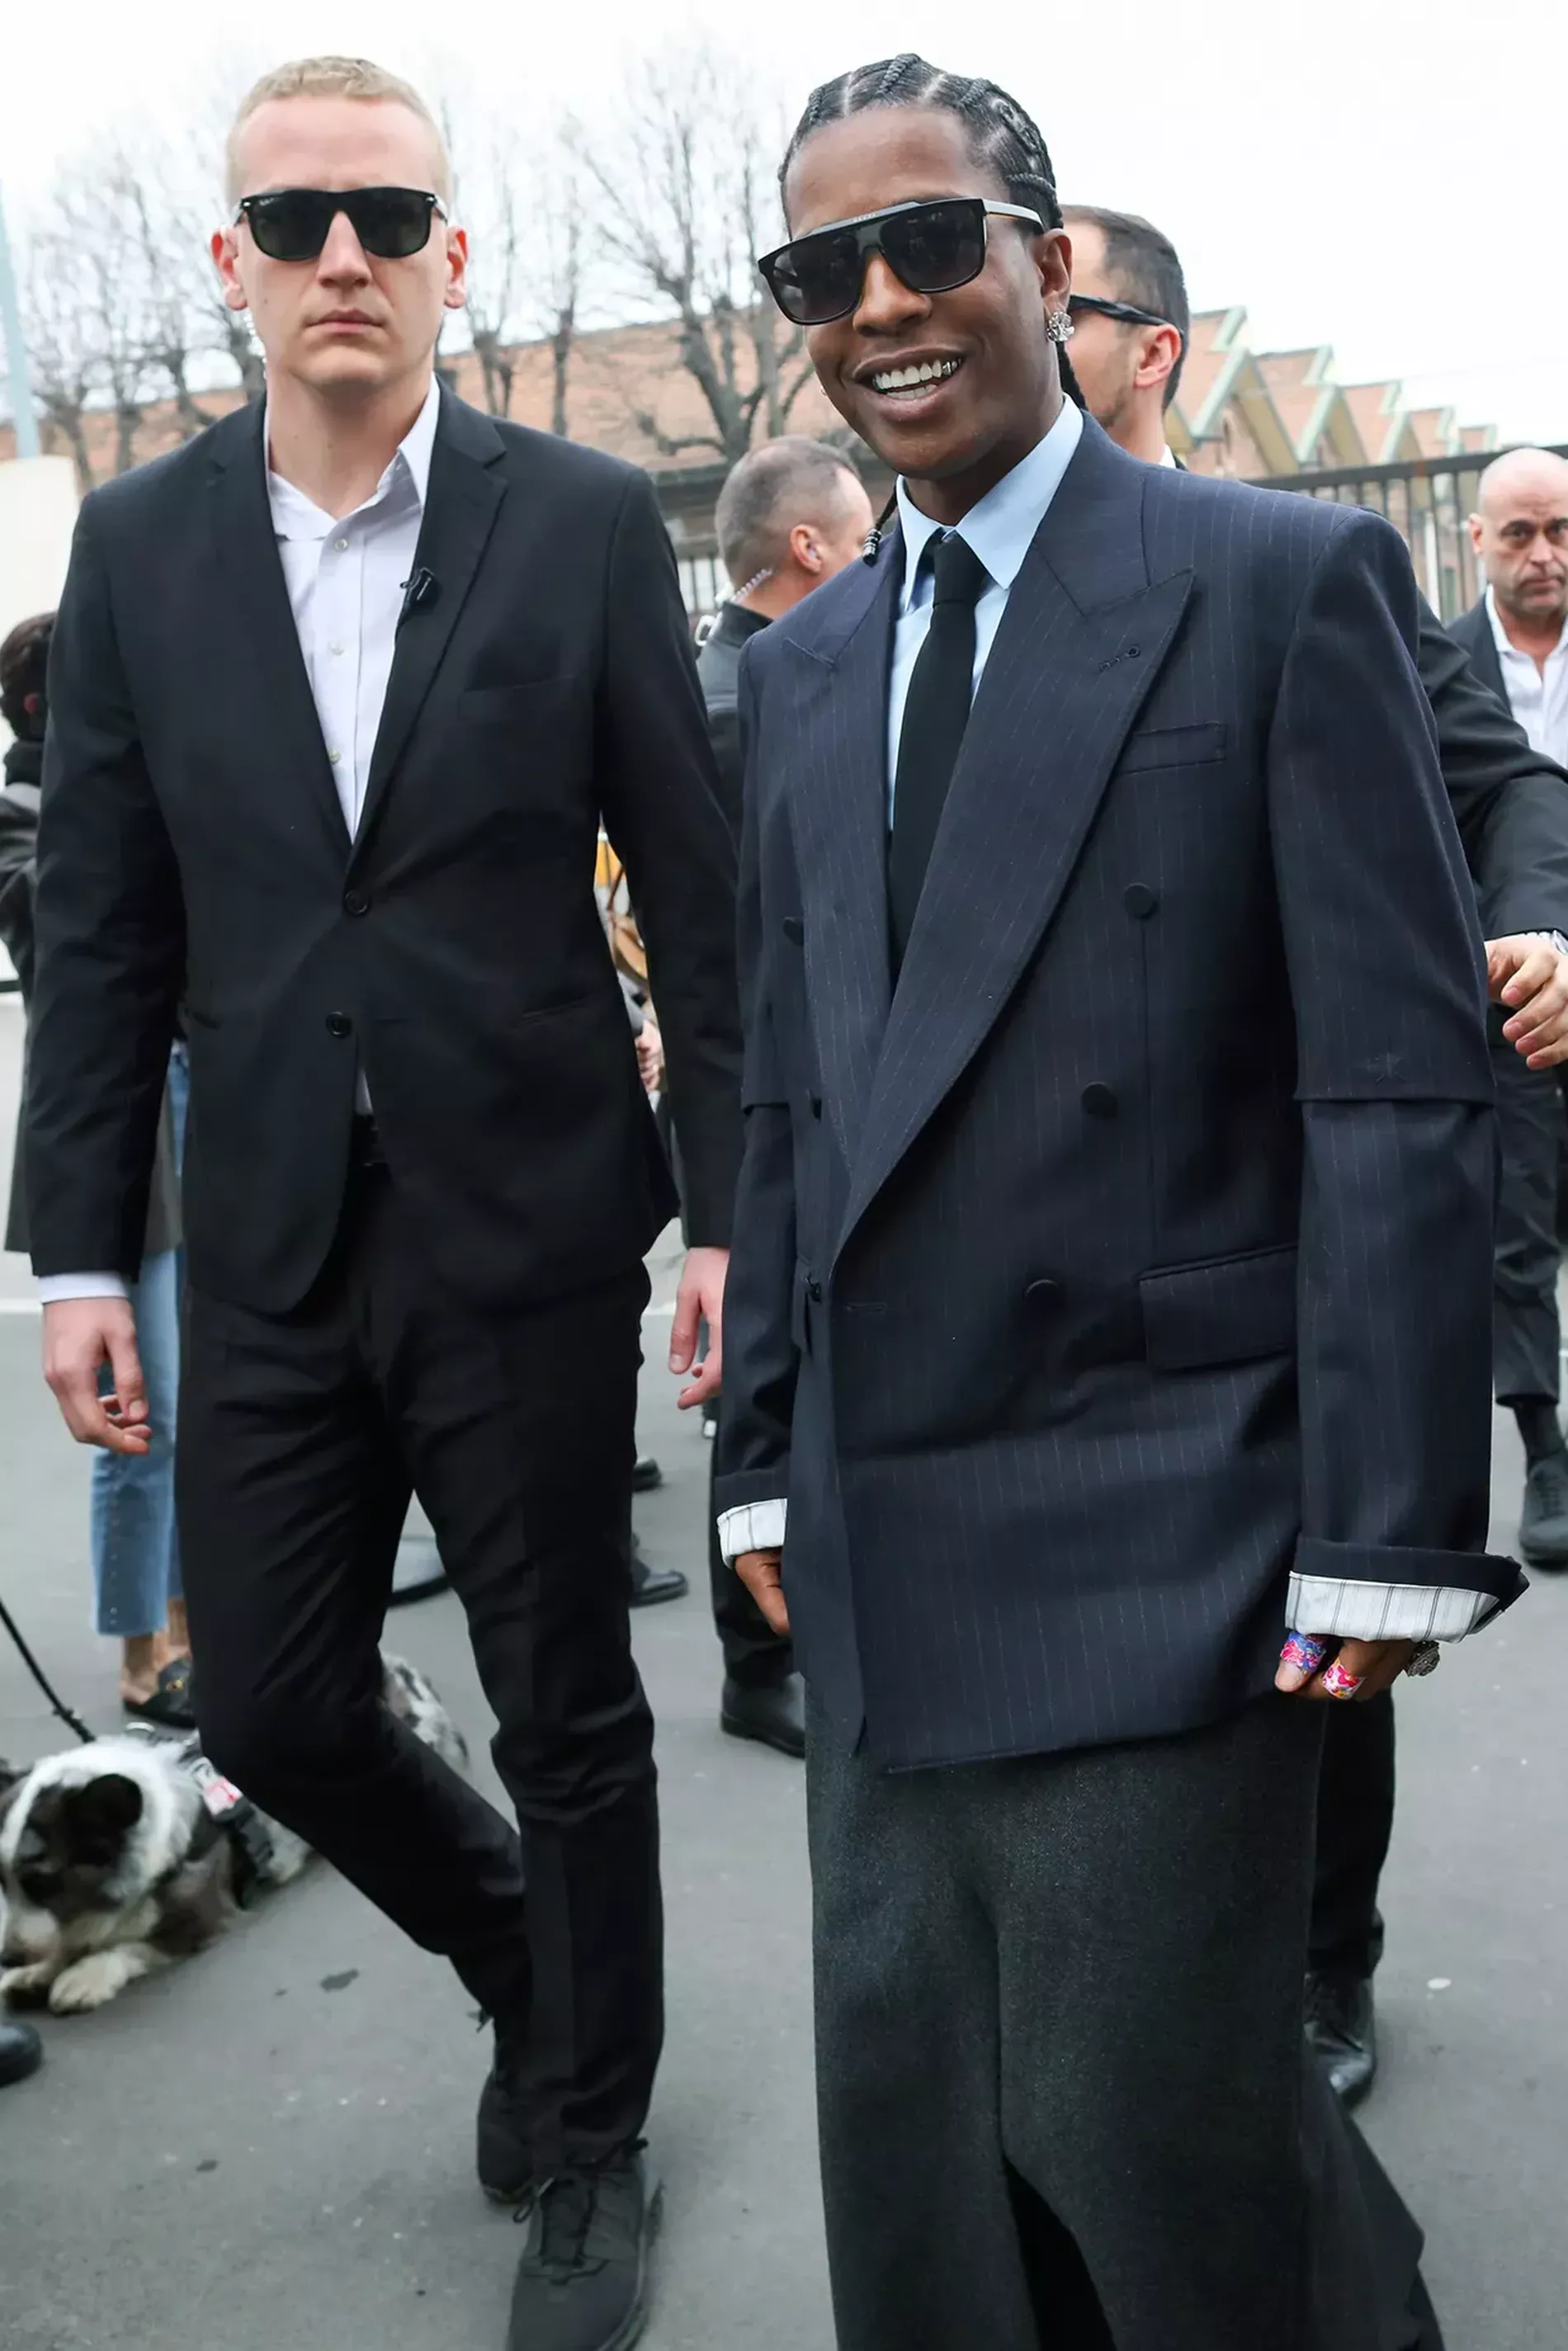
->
[596, 470, 743, 1248]
[0, 788, 39, 999]
[1268, 513, 1525, 1634]
[1418, 595, 1568, 937]
[25, 496, 185, 1279]
[713, 649, 800, 1536]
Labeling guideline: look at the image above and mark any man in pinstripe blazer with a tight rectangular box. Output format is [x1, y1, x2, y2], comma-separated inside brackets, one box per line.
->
[716, 56, 1523, 2351]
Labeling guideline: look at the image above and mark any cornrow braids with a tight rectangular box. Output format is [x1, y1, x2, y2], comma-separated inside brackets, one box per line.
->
[780, 54, 1084, 410]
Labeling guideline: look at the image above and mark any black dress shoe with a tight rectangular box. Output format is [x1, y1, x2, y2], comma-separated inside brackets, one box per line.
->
[508, 2148, 660, 2351]
[478, 2022, 533, 2206]
[1519, 1449, 1568, 1565]
[0, 2017, 43, 2089]
[631, 1456, 663, 1495]
[720, 1671, 805, 1759]
[628, 1540, 688, 1608]
[1306, 1970, 1377, 2108]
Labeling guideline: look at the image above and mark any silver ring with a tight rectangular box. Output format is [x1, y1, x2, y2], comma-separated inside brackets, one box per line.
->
[1405, 1640, 1442, 1679]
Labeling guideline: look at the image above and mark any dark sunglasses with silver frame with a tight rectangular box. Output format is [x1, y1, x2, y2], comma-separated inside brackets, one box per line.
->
[758, 196, 1045, 328]
[235, 186, 447, 263]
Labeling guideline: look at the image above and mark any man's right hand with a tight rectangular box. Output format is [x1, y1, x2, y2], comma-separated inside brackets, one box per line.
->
[43, 1297, 151, 1454]
[735, 1547, 790, 1636]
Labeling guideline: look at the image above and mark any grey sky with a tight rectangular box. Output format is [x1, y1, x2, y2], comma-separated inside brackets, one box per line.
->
[4, 0, 1564, 442]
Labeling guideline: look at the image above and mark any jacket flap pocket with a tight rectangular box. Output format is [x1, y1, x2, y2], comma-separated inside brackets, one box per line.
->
[1118, 722, 1228, 775]
[1139, 1243, 1296, 1371]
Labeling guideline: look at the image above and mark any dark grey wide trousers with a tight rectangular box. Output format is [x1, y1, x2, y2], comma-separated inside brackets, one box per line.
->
[807, 1694, 1429, 2351]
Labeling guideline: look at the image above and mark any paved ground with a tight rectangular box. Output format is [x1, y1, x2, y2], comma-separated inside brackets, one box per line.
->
[0, 986, 1563, 2346]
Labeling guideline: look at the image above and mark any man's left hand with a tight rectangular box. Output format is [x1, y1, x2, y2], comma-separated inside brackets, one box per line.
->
[1276, 1636, 1417, 1702]
[1489, 934, 1568, 1067]
[671, 1244, 727, 1411]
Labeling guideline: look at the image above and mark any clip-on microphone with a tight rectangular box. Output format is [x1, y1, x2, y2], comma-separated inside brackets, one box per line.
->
[399, 567, 441, 625]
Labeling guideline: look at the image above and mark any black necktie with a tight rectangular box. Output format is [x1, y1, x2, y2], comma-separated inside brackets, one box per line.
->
[888, 531, 989, 973]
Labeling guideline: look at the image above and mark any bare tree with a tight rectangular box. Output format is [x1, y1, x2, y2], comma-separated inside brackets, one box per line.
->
[19, 222, 101, 490]
[569, 48, 812, 468]
[536, 153, 584, 437]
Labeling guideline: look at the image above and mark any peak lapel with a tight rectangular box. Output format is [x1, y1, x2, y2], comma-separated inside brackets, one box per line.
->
[352, 396, 507, 859]
[838, 426, 1193, 1256]
[206, 406, 348, 857]
[786, 541, 900, 1169]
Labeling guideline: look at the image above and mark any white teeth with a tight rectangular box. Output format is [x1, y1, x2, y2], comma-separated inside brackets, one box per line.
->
[869, 358, 961, 394]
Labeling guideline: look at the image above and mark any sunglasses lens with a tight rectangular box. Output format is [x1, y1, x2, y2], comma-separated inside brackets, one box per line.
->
[350, 189, 435, 258]
[769, 228, 863, 326]
[247, 191, 332, 262]
[882, 200, 985, 295]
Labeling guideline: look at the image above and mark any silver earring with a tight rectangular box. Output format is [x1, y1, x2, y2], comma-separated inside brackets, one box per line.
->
[1046, 309, 1074, 346]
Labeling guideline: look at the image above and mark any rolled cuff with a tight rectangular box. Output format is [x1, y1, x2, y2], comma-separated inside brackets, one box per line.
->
[1290, 1533, 1527, 1641]
[37, 1272, 130, 1305]
[717, 1499, 787, 1563]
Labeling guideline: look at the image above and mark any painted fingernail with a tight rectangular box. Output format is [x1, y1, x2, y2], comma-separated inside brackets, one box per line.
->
[1322, 1659, 1363, 1699]
[1280, 1633, 1330, 1676]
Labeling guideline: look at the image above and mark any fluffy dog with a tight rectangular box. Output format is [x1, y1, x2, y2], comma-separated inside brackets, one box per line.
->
[0, 1655, 466, 2015]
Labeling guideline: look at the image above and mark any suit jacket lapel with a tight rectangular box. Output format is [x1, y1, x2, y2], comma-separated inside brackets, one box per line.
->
[206, 404, 349, 857]
[787, 541, 900, 1169]
[352, 392, 508, 859]
[838, 422, 1193, 1258]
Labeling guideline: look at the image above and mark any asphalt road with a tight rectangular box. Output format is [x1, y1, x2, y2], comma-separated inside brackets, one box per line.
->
[0, 1060, 1563, 2344]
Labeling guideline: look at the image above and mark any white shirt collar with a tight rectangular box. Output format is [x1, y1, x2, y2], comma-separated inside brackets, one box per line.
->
[894, 397, 1084, 606]
[265, 375, 442, 540]
[1486, 583, 1568, 662]
[1159, 443, 1180, 470]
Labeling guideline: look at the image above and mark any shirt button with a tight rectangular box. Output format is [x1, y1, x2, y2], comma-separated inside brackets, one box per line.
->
[328, 749, 342, 766]
[325, 1012, 353, 1040]
[333, 536, 348, 552]
[328, 641, 346, 658]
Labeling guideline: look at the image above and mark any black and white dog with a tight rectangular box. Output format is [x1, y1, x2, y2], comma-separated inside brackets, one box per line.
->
[0, 1655, 466, 2016]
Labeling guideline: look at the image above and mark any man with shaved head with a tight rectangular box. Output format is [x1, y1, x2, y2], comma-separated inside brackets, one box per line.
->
[1458, 447, 1568, 762]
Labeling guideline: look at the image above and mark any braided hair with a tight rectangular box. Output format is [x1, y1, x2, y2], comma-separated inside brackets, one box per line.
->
[780, 54, 1084, 410]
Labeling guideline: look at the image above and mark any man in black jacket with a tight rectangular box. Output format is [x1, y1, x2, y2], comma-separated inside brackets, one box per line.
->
[693, 437, 871, 1758]
[1069, 206, 1568, 2117]
[24, 57, 740, 2351]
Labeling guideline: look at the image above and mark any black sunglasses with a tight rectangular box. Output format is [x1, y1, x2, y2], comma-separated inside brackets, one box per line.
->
[758, 196, 1045, 328]
[1067, 294, 1181, 343]
[235, 186, 446, 262]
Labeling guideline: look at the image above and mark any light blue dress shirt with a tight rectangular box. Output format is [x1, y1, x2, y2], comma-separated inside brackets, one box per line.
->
[886, 394, 1084, 815]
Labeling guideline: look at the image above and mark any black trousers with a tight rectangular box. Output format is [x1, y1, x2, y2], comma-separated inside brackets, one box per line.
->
[1490, 1009, 1566, 1406]
[808, 1696, 1436, 2351]
[1311, 1690, 1396, 1982]
[177, 1162, 660, 2174]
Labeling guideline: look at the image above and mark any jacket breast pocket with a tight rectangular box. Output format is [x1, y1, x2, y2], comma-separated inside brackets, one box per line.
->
[1117, 722, 1229, 776]
[1139, 1242, 1296, 1371]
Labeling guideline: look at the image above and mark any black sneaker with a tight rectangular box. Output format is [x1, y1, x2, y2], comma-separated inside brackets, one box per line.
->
[1519, 1450, 1568, 1565]
[0, 2017, 43, 2089]
[478, 2020, 533, 2207]
[1305, 1970, 1377, 2108]
[508, 2149, 660, 2351]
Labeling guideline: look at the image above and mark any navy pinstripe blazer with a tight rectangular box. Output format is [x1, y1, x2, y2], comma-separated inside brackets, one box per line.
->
[716, 417, 1525, 1768]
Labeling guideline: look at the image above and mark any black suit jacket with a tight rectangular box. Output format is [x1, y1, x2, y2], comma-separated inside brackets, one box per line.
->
[716, 418, 1523, 1767]
[1422, 593, 1568, 937]
[26, 390, 743, 1313]
[695, 601, 772, 841]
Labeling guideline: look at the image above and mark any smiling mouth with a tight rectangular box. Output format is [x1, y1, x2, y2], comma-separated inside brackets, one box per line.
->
[866, 356, 964, 398]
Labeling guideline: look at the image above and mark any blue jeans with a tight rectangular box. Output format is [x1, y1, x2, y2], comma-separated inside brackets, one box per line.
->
[90, 1045, 187, 1639]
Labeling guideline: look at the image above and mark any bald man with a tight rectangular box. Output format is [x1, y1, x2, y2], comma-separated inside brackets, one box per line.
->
[1451, 447, 1568, 1566]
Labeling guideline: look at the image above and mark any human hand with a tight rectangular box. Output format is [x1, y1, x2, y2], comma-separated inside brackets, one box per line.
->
[1274, 1632, 1417, 1702]
[735, 1547, 789, 1636]
[671, 1244, 727, 1410]
[635, 1021, 664, 1095]
[42, 1297, 151, 1455]
[1488, 935, 1568, 1068]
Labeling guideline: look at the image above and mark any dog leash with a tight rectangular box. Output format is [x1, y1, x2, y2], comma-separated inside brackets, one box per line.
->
[0, 1589, 97, 1745]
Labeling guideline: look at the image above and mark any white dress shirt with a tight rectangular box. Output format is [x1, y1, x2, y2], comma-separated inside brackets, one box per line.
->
[39, 377, 442, 1306]
[720, 404, 1491, 1645]
[1487, 587, 1568, 767]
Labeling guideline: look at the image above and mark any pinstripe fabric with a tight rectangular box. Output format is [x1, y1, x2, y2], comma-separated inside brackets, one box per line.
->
[716, 417, 1526, 1768]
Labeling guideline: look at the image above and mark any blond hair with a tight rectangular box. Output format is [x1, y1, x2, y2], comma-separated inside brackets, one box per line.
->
[225, 56, 452, 207]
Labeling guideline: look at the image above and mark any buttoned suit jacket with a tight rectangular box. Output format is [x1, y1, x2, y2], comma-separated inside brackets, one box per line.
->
[716, 417, 1523, 1768]
[25, 389, 743, 1314]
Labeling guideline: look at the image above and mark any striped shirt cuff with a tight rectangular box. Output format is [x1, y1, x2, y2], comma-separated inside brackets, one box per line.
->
[1286, 1573, 1495, 1644]
[37, 1272, 130, 1305]
[717, 1499, 788, 1563]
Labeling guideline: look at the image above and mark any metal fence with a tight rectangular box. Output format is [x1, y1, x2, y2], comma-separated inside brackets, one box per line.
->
[1252, 445, 1568, 623]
